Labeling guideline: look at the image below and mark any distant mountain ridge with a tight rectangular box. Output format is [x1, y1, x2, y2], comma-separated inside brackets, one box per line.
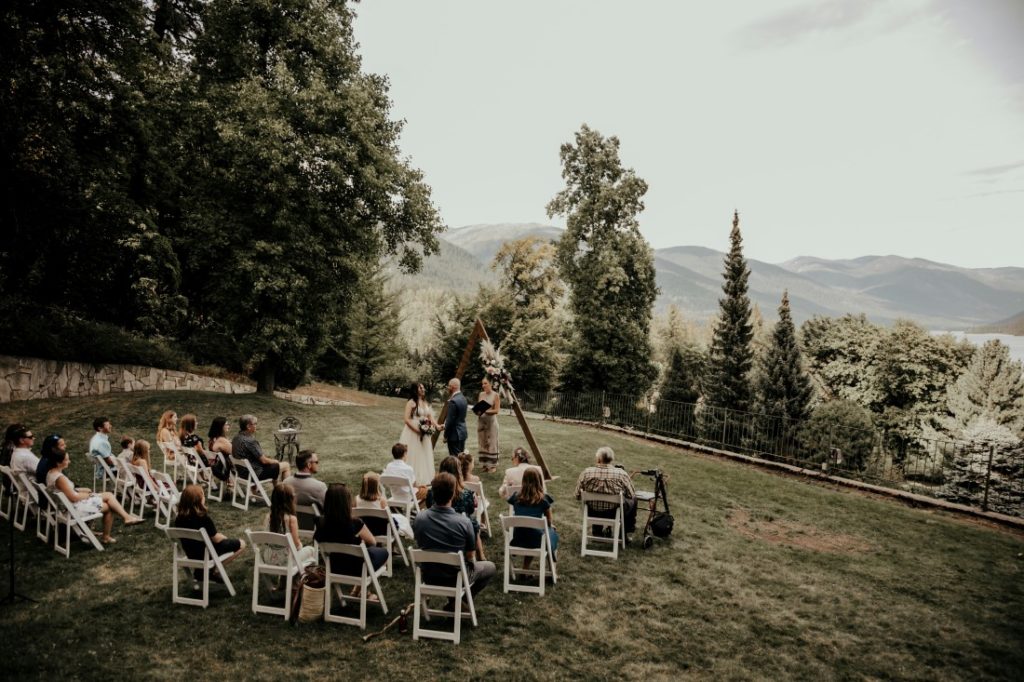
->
[413, 223, 1024, 331]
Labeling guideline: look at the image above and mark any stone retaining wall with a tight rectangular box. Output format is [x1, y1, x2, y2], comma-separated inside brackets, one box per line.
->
[0, 355, 255, 403]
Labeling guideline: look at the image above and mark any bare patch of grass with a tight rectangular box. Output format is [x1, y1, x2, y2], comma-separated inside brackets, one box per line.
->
[727, 508, 874, 554]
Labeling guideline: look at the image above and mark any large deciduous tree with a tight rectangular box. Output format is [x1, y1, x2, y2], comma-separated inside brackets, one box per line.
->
[546, 125, 658, 396]
[181, 0, 442, 391]
[705, 211, 754, 412]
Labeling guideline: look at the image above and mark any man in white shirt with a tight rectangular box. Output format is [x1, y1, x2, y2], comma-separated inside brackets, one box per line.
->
[382, 443, 423, 502]
[88, 416, 115, 479]
[9, 426, 39, 478]
[498, 446, 544, 500]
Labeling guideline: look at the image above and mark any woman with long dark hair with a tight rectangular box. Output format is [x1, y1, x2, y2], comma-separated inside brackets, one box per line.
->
[314, 483, 388, 596]
[206, 416, 232, 482]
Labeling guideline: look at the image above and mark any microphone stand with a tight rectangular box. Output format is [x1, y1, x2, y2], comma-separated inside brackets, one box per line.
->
[2, 489, 36, 605]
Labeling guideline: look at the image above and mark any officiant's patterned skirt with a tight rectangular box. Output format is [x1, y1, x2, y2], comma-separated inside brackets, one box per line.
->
[477, 413, 499, 472]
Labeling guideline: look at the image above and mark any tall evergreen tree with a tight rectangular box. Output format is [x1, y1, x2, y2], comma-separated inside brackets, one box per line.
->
[546, 125, 658, 396]
[661, 345, 705, 405]
[944, 340, 1024, 437]
[705, 211, 754, 412]
[756, 291, 814, 427]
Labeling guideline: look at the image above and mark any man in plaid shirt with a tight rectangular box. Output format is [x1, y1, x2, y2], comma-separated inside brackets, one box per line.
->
[574, 446, 638, 533]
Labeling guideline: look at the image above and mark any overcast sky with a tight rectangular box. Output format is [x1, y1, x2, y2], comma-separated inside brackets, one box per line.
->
[354, 0, 1024, 268]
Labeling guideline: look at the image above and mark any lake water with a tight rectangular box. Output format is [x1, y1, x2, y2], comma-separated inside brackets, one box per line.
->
[933, 331, 1024, 363]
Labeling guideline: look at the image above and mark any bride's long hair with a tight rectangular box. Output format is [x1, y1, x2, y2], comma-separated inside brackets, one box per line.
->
[407, 382, 425, 406]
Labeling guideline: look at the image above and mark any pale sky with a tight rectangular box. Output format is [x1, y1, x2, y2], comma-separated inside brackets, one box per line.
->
[354, 0, 1024, 268]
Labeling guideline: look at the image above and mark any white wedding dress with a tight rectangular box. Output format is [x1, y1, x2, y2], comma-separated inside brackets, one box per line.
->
[399, 400, 436, 486]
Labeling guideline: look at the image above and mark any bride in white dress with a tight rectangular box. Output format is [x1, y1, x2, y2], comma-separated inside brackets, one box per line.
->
[399, 382, 441, 486]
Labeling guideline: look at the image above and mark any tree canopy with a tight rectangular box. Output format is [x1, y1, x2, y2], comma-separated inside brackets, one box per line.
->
[546, 124, 658, 396]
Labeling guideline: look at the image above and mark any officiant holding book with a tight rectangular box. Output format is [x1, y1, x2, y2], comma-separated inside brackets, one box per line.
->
[475, 377, 501, 473]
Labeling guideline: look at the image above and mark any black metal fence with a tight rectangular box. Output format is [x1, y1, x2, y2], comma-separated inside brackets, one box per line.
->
[517, 391, 1024, 519]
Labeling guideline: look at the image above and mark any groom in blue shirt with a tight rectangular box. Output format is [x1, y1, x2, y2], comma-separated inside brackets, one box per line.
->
[443, 378, 468, 456]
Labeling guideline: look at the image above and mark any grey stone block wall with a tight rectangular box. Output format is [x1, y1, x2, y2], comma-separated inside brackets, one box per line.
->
[0, 355, 256, 403]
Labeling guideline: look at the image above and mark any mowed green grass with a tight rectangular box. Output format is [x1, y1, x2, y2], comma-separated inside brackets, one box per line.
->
[1, 390, 1022, 681]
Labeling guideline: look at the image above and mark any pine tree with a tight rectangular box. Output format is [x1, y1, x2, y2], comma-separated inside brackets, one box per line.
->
[756, 291, 814, 435]
[705, 211, 754, 412]
[944, 340, 1024, 437]
[661, 345, 705, 404]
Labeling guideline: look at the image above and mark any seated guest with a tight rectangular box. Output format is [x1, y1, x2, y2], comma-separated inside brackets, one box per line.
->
[156, 410, 180, 447]
[574, 446, 638, 533]
[381, 443, 423, 503]
[1, 423, 26, 468]
[206, 417, 233, 482]
[173, 484, 246, 581]
[131, 439, 174, 491]
[508, 468, 559, 568]
[314, 483, 388, 598]
[282, 450, 326, 508]
[35, 434, 66, 485]
[458, 452, 481, 484]
[45, 446, 143, 543]
[355, 471, 388, 511]
[231, 414, 290, 482]
[414, 472, 496, 599]
[426, 456, 485, 561]
[9, 425, 39, 478]
[179, 413, 209, 462]
[498, 446, 544, 499]
[88, 416, 116, 479]
[356, 471, 414, 539]
[266, 483, 317, 570]
[117, 437, 135, 466]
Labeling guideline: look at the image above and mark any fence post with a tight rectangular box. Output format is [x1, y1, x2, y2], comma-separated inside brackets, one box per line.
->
[722, 411, 728, 448]
[981, 443, 995, 512]
[600, 391, 606, 425]
[645, 397, 652, 435]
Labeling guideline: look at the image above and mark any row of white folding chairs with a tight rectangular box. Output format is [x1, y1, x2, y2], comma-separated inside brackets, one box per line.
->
[1, 465, 105, 557]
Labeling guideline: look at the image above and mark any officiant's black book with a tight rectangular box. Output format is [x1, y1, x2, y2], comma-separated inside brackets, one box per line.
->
[472, 400, 492, 416]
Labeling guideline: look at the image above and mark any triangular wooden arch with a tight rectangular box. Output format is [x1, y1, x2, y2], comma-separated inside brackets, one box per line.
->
[431, 318, 552, 480]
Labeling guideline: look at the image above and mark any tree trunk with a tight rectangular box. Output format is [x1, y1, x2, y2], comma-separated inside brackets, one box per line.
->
[256, 362, 276, 394]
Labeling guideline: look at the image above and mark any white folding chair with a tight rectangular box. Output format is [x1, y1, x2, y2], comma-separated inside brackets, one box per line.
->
[245, 530, 303, 620]
[165, 527, 238, 608]
[121, 461, 153, 519]
[0, 465, 12, 521]
[127, 462, 178, 529]
[231, 457, 274, 511]
[410, 549, 478, 644]
[18, 475, 53, 544]
[503, 485, 521, 516]
[92, 454, 119, 493]
[158, 441, 184, 484]
[379, 474, 417, 522]
[501, 514, 558, 595]
[464, 480, 491, 537]
[45, 488, 105, 557]
[112, 458, 136, 507]
[320, 542, 389, 629]
[352, 507, 408, 574]
[6, 466, 38, 532]
[180, 446, 213, 492]
[295, 503, 321, 545]
[207, 451, 231, 503]
[580, 491, 625, 559]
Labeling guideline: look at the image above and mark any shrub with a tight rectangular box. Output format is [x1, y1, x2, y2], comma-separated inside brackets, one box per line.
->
[798, 400, 876, 470]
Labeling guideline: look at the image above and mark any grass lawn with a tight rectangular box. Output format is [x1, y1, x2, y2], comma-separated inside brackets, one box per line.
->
[1, 390, 1022, 680]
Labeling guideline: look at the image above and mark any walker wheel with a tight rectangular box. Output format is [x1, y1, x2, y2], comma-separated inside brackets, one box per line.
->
[643, 535, 654, 550]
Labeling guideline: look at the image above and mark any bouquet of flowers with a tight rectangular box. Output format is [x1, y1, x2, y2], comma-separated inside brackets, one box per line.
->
[480, 339, 515, 403]
[418, 417, 436, 441]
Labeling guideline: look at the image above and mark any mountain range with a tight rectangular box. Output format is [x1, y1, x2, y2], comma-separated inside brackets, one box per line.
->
[400, 223, 1024, 331]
